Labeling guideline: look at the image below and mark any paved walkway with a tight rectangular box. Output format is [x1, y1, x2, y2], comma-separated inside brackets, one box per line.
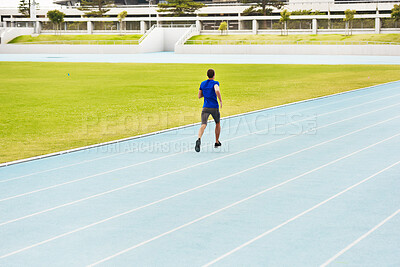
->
[1, 52, 400, 64]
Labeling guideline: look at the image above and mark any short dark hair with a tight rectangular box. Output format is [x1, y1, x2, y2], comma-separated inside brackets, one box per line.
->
[207, 69, 215, 78]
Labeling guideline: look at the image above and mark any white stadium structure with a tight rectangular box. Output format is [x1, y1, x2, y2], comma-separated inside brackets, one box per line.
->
[0, 0, 399, 55]
[0, 0, 398, 20]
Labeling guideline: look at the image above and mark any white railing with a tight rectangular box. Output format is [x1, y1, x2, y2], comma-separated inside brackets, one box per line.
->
[15, 40, 140, 45]
[158, 24, 194, 28]
[185, 39, 400, 45]
[41, 30, 88, 33]
[175, 24, 198, 46]
[139, 24, 156, 43]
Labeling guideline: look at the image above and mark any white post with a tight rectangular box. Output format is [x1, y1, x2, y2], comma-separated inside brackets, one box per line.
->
[375, 17, 380, 34]
[87, 21, 92, 34]
[328, 4, 331, 30]
[252, 19, 258, 35]
[284, 21, 287, 35]
[238, 13, 241, 31]
[36, 21, 41, 33]
[196, 20, 202, 31]
[312, 18, 317, 34]
[375, 5, 380, 34]
[140, 20, 146, 34]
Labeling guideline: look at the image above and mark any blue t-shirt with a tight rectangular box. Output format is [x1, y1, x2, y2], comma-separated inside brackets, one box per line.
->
[200, 79, 219, 108]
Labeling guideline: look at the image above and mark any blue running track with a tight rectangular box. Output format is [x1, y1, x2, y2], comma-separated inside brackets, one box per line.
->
[1, 81, 400, 266]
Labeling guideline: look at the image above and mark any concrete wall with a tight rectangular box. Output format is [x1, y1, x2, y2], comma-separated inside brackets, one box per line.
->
[175, 44, 400, 56]
[139, 27, 164, 53]
[163, 28, 191, 51]
[0, 27, 192, 53]
[4, 42, 398, 56]
[0, 27, 34, 44]
[0, 44, 141, 54]
[2, 25, 398, 55]
[138, 27, 193, 52]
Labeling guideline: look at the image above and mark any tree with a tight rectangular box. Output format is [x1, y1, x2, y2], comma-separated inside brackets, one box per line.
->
[290, 9, 324, 16]
[240, 0, 285, 16]
[280, 9, 290, 36]
[344, 9, 356, 36]
[157, 0, 205, 17]
[290, 9, 312, 16]
[312, 10, 324, 15]
[78, 0, 115, 17]
[118, 10, 128, 35]
[242, 6, 272, 16]
[47, 10, 65, 35]
[218, 21, 227, 35]
[18, 0, 30, 17]
[391, 4, 400, 23]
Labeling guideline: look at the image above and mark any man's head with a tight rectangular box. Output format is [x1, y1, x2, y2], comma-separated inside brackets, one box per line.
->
[207, 69, 215, 79]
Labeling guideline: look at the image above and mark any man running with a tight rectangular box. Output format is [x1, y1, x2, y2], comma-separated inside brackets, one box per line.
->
[195, 69, 223, 152]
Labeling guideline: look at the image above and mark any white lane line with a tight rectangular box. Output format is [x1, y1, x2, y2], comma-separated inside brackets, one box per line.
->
[89, 134, 400, 267]
[203, 160, 400, 267]
[2, 117, 399, 261]
[1, 96, 399, 203]
[320, 208, 400, 267]
[1, 85, 398, 184]
[2, 80, 399, 171]
[0, 135, 192, 184]
[0, 106, 316, 183]
[3, 112, 399, 228]
[0, 99, 399, 211]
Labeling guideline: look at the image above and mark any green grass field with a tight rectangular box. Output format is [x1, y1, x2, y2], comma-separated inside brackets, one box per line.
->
[1, 62, 400, 163]
[9, 34, 143, 44]
[187, 34, 400, 44]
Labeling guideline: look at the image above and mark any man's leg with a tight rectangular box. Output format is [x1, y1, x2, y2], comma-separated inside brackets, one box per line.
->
[195, 124, 206, 152]
[196, 109, 210, 152]
[198, 124, 207, 139]
[215, 122, 220, 143]
[212, 109, 221, 147]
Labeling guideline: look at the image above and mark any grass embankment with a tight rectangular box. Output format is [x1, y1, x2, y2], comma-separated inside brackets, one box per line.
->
[9, 34, 143, 44]
[187, 34, 400, 44]
[1, 62, 399, 163]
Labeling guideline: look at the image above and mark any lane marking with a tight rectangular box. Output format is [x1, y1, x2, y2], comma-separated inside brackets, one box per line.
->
[1, 98, 399, 204]
[0, 100, 399, 231]
[203, 161, 400, 267]
[2, 80, 398, 170]
[1, 84, 399, 183]
[2, 117, 399, 261]
[320, 208, 400, 267]
[4, 115, 399, 228]
[0, 135, 192, 183]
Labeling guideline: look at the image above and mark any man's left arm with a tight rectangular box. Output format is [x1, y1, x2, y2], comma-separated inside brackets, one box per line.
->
[214, 84, 222, 108]
[198, 89, 203, 99]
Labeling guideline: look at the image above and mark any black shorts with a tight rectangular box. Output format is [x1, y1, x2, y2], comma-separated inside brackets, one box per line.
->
[201, 108, 220, 125]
